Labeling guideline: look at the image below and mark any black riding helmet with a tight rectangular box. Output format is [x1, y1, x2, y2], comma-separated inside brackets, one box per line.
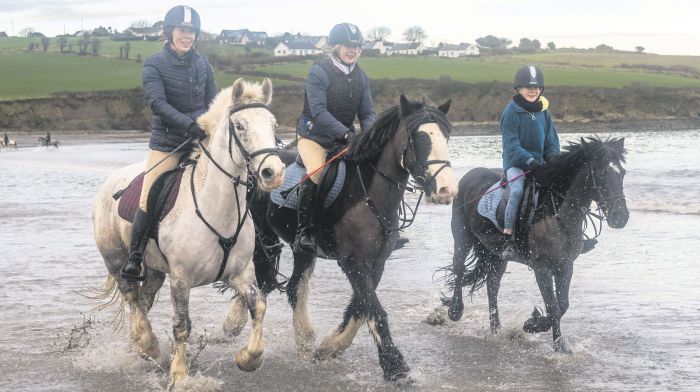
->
[514, 65, 544, 90]
[164, 5, 201, 40]
[328, 23, 364, 46]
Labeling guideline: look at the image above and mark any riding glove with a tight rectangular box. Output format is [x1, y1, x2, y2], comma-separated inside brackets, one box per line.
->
[186, 123, 208, 141]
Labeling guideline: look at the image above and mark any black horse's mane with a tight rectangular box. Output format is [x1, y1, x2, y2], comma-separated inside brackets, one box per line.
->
[532, 136, 626, 193]
[346, 100, 453, 162]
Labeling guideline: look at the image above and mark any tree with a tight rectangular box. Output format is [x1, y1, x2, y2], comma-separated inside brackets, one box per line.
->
[90, 38, 101, 56]
[547, 41, 556, 50]
[58, 36, 68, 53]
[40, 36, 50, 52]
[79, 35, 90, 55]
[475, 35, 511, 49]
[123, 40, 131, 59]
[635, 46, 645, 54]
[595, 43, 614, 52]
[515, 37, 541, 53]
[367, 26, 391, 41]
[130, 20, 151, 28]
[403, 26, 427, 43]
[18, 27, 35, 37]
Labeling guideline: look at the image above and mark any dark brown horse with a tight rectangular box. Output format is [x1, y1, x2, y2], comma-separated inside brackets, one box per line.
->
[244, 96, 458, 382]
[441, 136, 628, 351]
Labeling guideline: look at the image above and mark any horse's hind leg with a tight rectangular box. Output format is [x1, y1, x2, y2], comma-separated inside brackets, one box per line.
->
[313, 293, 366, 361]
[446, 207, 474, 321]
[114, 274, 161, 360]
[485, 255, 508, 333]
[287, 252, 317, 355]
[228, 262, 266, 372]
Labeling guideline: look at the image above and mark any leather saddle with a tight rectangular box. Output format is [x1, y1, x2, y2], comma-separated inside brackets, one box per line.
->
[270, 151, 345, 210]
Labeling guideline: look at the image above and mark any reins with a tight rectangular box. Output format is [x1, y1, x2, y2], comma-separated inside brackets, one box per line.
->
[191, 102, 279, 282]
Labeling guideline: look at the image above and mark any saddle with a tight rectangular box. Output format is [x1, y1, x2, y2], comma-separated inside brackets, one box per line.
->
[114, 168, 185, 234]
[477, 177, 539, 232]
[270, 153, 346, 210]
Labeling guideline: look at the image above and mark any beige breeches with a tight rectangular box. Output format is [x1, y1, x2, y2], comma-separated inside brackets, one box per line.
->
[138, 150, 186, 211]
[297, 138, 328, 184]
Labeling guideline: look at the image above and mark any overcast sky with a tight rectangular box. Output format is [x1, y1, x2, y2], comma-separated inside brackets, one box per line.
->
[1, 0, 698, 56]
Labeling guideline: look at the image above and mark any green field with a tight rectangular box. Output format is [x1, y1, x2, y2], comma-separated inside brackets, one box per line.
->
[255, 56, 700, 88]
[3, 36, 700, 100]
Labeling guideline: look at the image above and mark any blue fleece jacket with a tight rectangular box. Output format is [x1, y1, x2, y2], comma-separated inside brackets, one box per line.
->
[501, 100, 560, 171]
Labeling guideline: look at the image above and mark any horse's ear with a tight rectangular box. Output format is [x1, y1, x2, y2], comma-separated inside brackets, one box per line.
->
[617, 137, 625, 148]
[232, 78, 245, 103]
[580, 137, 587, 148]
[438, 99, 452, 114]
[400, 95, 414, 118]
[261, 78, 273, 105]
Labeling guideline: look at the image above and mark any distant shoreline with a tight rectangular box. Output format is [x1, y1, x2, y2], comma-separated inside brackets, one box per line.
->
[4, 118, 698, 148]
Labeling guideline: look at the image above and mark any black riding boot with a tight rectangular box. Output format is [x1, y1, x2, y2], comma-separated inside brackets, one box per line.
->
[581, 238, 598, 254]
[501, 234, 523, 262]
[292, 180, 318, 255]
[121, 208, 150, 282]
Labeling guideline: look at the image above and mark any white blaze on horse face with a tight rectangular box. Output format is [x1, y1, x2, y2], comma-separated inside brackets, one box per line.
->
[609, 161, 623, 175]
[230, 109, 285, 191]
[419, 123, 458, 204]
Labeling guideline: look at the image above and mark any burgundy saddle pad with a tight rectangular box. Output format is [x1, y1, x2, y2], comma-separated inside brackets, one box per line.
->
[117, 170, 184, 223]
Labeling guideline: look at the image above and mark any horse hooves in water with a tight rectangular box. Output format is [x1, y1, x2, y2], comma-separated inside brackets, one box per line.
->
[553, 337, 572, 353]
[440, 296, 464, 321]
[522, 307, 552, 333]
[235, 347, 264, 372]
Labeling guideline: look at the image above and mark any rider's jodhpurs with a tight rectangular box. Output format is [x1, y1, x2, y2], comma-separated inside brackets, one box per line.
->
[139, 150, 186, 211]
[297, 137, 328, 185]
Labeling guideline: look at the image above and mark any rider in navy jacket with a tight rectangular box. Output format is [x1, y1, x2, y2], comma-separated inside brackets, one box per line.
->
[121, 5, 216, 282]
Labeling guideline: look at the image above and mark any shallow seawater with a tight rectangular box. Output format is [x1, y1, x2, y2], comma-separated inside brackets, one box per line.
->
[0, 131, 698, 391]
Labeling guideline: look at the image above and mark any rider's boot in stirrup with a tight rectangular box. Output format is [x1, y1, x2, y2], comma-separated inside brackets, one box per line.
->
[501, 234, 523, 262]
[292, 180, 318, 255]
[121, 208, 149, 282]
[581, 238, 598, 254]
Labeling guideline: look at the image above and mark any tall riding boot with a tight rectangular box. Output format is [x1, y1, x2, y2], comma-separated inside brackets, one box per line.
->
[121, 208, 150, 282]
[292, 180, 318, 255]
[581, 238, 598, 254]
[501, 234, 523, 262]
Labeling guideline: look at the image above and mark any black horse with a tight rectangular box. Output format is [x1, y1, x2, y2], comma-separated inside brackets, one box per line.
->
[249, 96, 458, 382]
[37, 136, 59, 148]
[441, 136, 628, 351]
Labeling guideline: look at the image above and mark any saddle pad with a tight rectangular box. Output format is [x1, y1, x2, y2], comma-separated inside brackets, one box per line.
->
[477, 181, 505, 231]
[270, 161, 346, 210]
[117, 170, 184, 223]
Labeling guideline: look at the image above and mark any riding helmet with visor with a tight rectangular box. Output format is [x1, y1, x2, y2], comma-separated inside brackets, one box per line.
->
[514, 65, 544, 90]
[164, 5, 201, 40]
[328, 23, 364, 46]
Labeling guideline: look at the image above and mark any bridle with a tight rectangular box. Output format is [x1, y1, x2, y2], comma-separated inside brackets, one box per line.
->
[402, 125, 451, 196]
[191, 102, 279, 281]
[585, 162, 626, 218]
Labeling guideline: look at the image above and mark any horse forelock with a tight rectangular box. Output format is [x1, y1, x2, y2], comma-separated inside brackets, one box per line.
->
[233, 80, 268, 106]
[346, 101, 452, 162]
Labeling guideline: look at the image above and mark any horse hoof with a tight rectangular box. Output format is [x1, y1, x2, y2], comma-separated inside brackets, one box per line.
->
[235, 348, 263, 372]
[553, 338, 572, 353]
[135, 333, 160, 360]
[448, 303, 463, 321]
[311, 347, 333, 362]
[383, 364, 412, 384]
[523, 316, 552, 333]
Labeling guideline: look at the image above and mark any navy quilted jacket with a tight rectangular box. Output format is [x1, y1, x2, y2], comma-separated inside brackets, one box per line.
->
[142, 45, 217, 152]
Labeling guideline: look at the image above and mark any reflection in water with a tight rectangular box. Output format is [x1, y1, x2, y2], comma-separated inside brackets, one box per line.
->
[0, 131, 698, 391]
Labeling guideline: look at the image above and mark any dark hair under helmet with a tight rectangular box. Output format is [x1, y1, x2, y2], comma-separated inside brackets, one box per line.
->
[164, 5, 201, 39]
[328, 23, 364, 46]
[514, 65, 544, 89]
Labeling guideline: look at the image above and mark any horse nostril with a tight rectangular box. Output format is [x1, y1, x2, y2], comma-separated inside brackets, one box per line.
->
[261, 168, 274, 180]
[438, 187, 451, 197]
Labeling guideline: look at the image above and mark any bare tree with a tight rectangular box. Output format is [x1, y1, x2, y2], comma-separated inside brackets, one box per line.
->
[635, 46, 645, 54]
[58, 36, 68, 53]
[18, 27, 35, 37]
[130, 20, 151, 29]
[79, 35, 90, 55]
[367, 26, 391, 41]
[403, 26, 427, 43]
[90, 38, 101, 56]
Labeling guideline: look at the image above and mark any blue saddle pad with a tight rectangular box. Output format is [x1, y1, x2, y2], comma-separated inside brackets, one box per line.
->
[270, 161, 346, 210]
[477, 181, 504, 231]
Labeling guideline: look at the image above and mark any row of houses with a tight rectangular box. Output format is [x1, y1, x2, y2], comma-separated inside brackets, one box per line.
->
[273, 40, 480, 57]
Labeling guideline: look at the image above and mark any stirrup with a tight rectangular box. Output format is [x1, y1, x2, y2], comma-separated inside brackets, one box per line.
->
[120, 256, 146, 282]
[292, 234, 315, 255]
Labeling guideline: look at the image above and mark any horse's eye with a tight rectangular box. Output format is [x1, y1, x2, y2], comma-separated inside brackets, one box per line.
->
[235, 123, 245, 131]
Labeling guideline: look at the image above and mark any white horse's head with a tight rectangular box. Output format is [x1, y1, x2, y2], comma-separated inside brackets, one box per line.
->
[198, 78, 284, 191]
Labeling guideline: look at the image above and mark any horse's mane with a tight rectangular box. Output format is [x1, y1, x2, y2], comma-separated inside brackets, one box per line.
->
[346, 100, 453, 162]
[532, 136, 627, 193]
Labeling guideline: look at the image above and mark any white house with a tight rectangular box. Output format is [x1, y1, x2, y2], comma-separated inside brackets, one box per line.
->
[362, 40, 387, 54]
[438, 43, 480, 57]
[287, 35, 327, 49]
[274, 41, 323, 57]
[386, 42, 425, 56]
[125, 27, 162, 40]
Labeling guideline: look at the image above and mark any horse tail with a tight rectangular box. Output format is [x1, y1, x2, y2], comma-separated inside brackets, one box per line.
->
[82, 274, 127, 331]
[461, 241, 490, 295]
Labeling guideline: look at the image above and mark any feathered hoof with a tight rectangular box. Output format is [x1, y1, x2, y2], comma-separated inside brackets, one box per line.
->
[448, 301, 464, 322]
[135, 333, 160, 360]
[235, 347, 263, 372]
[383, 364, 412, 384]
[553, 337, 572, 353]
[311, 347, 334, 362]
[522, 307, 552, 333]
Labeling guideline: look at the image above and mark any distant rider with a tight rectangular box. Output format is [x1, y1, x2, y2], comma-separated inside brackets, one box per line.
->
[121, 5, 217, 281]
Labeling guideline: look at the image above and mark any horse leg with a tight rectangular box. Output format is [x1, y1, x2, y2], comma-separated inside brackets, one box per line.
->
[313, 293, 366, 361]
[130, 268, 165, 359]
[115, 275, 160, 360]
[287, 252, 317, 355]
[229, 264, 266, 372]
[486, 256, 508, 334]
[223, 295, 248, 337]
[446, 208, 473, 321]
[168, 279, 192, 385]
[532, 268, 567, 352]
[555, 261, 574, 318]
